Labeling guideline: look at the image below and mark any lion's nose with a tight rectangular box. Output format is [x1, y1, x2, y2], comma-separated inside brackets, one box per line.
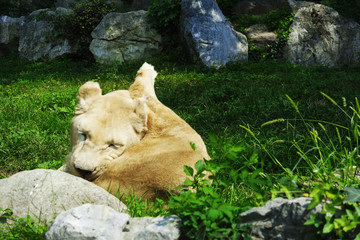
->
[75, 167, 93, 176]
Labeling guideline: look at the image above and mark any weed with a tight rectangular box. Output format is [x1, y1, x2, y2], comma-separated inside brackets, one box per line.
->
[0, 208, 48, 239]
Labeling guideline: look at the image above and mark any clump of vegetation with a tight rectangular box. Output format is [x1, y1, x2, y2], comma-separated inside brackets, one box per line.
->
[147, 0, 186, 61]
[53, 0, 117, 59]
[233, 6, 295, 62]
[0, 208, 48, 239]
[167, 160, 246, 239]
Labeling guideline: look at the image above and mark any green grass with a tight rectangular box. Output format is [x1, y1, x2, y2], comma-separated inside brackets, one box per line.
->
[1, 55, 360, 238]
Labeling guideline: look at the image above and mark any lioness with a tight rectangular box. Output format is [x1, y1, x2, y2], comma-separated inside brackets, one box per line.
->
[64, 63, 210, 199]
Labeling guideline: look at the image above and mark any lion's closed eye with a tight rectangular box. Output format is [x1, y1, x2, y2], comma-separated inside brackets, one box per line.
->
[79, 132, 88, 142]
[108, 143, 124, 150]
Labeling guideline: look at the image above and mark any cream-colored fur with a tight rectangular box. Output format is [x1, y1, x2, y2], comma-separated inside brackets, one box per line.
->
[65, 62, 210, 199]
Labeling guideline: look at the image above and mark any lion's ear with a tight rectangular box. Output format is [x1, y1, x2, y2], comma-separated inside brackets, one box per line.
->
[76, 81, 102, 115]
[129, 62, 158, 99]
[133, 97, 148, 134]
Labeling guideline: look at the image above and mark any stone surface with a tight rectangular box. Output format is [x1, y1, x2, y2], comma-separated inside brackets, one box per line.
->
[130, 215, 181, 240]
[244, 24, 277, 48]
[90, 10, 162, 65]
[181, 0, 248, 68]
[232, 0, 288, 16]
[287, 0, 315, 13]
[238, 197, 322, 240]
[0, 15, 25, 44]
[18, 7, 77, 61]
[0, 15, 25, 56]
[45, 204, 130, 240]
[284, 3, 360, 67]
[45, 204, 182, 240]
[0, 169, 127, 224]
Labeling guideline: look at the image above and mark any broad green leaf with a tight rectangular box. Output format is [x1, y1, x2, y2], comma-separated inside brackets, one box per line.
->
[240, 169, 249, 180]
[325, 189, 339, 200]
[207, 208, 220, 221]
[346, 209, 356, 220]
[195, 160, 205, 173]
[218, 205, 236, 220]
[355, 205, 360, 216]
[304, 214, 317, 225]
[184, 178, 193, 186]
[345, 187, 360, 203]
[355, 233, 360, 240]
[307, 197, 322, 210]
[343, 221, 359, 232]
[322, 222, 334, 234]
[324, 203, 337, 215]
[202, 185, 219, 198]
[333, 216, 347, 229]
[183, 165, 194, 177]
[249, 152, 258, 165]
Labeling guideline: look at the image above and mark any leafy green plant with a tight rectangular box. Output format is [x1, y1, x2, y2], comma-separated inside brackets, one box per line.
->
[0, 208, 48, 239]
[147, 0, 186, 60]
[121, 193, 167, 217]
[53, 0, 116, 59]
[148, 0, 180, 31]
[167, 160, 249, 239]
[256, 93, 360, 238]
[233, 7, 294, 61]
[305, 184, 360, 239]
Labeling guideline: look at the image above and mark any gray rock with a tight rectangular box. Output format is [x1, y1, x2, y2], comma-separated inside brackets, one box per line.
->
[0, 15, 25, 56]
[284, 3, 360, 67]
[18, 7, 77, 61]
[238, 197, 322, 240]
[45, 204, 130, 240]
[90, 10, 162, 65]
[45, 204, 181, 240]
[287, 0, 315, 13]
[0, 16, 25, 44]
[181, 0, 248, 68]
[131, 215, 181, 240]
[244, 24, 277, 48]
[0, 169, 127, 224]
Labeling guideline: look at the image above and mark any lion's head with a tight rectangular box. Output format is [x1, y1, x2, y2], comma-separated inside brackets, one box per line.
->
[66, 81, 149, 181]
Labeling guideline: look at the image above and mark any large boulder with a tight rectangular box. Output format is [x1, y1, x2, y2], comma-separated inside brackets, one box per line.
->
[181, 0, 248, 68]
[284, 3, 360, 67]
[90, 10, 162, 65]
[287, 0, 315, 13]
[0, 15, 25, 44]
[244, 24, 277, 48]
[0, 169, 126, 224]
[0, 15, 25, 56]
[238, 197, 322, 240]
[45, 204, 181, 240]
[18, 7, 77, 61]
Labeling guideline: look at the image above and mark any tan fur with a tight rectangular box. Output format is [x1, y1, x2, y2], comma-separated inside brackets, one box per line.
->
[65, 62, 210, 199]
